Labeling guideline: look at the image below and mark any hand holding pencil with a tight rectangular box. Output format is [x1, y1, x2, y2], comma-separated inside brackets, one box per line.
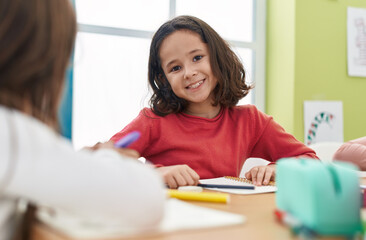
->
[90, 141, 140, 159]
[87, 131, 141, 159]
[114, 131, 141, 148]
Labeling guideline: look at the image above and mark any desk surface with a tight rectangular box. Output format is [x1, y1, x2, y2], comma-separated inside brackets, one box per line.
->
[31, 192, 297, 240]
[32, 184, 359, 240]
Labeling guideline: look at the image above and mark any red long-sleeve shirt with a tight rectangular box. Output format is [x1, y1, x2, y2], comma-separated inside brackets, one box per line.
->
[111, 105, 318, 179]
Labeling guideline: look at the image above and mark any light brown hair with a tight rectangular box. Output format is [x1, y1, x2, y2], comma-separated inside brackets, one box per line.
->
[148, 15, 253, 116]
[0, 0, 77, 129]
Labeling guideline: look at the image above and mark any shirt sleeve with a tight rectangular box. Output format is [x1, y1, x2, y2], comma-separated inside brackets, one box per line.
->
[4, 112, 166, 230]
[250, 110, 318, 162]
[109, 108, 158, 156]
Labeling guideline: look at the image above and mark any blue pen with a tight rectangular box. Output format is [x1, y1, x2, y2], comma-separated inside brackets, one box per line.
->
[114, 131, 141, 148]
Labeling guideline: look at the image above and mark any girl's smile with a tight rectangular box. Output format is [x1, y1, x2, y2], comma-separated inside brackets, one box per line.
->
[186, 79, 205, 90]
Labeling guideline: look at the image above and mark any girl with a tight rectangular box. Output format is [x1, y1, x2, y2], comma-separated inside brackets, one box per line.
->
[110, 15, 318, 189]
[0, 0, 165, 239]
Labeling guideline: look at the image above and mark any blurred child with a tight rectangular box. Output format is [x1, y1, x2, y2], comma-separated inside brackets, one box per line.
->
[0, 0, 165, 238]
[110, 15, 318, 189]
[333, 136, 366, 170]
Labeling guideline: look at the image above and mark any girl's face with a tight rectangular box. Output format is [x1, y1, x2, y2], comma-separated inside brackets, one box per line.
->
[159, 30, 218, 108]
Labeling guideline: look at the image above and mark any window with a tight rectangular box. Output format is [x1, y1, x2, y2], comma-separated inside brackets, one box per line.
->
[73, 0, 266, 149]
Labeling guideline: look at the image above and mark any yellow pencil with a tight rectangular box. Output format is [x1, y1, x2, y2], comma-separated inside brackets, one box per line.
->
[167, 190, 230, 203]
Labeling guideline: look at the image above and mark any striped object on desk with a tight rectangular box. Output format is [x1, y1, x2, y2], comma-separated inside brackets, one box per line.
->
[224, 176, 276, 186]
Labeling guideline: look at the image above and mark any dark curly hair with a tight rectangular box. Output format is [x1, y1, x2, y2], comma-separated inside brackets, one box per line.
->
[148, 15, 252, 117]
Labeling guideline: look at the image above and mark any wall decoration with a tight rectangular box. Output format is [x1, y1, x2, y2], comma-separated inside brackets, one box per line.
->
[347, 7, 366, 77]
[304, 101, 343, 145]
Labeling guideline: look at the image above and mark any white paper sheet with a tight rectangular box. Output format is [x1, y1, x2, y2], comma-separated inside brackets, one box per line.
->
[303, 101, 343, 145]
[347, 7, 366, 77]
[37, 198, 245, 239]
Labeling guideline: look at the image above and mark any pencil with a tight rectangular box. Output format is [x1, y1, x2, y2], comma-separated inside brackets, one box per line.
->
[197, 183, 255, 190]
[167, 190, 229, 203]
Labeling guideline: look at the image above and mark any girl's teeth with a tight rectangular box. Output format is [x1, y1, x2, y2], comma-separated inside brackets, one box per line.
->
[188, 80, 203, 89]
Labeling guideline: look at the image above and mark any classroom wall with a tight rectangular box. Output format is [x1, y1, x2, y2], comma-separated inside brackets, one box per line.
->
[267, 0, 366, 143]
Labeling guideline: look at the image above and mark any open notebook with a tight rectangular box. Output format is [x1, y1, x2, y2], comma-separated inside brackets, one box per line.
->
[199, 176, 277, 195]
[37, 198, 245, 239]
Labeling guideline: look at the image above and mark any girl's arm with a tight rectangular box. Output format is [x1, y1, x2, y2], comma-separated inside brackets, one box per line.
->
[109, 108, 155, 156]
[250, 117, 318, 162]
[246, 110, 318, 185]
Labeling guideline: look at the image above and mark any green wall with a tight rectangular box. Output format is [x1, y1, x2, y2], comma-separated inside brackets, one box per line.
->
[267, 0, 366, 143]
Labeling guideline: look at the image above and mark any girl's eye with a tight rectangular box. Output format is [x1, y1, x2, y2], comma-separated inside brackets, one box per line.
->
[171, 66, 181, 72]
[193, 55, 203, 62]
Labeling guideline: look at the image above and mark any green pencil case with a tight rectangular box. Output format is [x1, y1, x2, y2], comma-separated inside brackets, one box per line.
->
[276, 158, 361, 236]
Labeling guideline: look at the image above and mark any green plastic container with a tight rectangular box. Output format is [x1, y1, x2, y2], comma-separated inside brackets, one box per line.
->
[276, 158, 362, 236]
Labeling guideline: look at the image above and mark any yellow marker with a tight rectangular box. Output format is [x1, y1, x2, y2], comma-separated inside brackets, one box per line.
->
[167, 189, 229, 203]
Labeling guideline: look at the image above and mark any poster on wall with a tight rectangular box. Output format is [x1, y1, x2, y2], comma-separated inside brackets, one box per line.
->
[347, 7, 366, 77]
[304, 101, 343, 146]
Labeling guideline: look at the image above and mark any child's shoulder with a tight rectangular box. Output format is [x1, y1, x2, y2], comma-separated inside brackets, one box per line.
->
[138, 108, 161, 117]
[139, 107, 156, 117]
[229, 104, 271, 121]
[231, 104, 261, 114]
[139, 107, 175, 120]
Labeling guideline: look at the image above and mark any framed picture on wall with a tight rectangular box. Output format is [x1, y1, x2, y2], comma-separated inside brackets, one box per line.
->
[347, 7, 366, 77]
[304, 101, 343, 145]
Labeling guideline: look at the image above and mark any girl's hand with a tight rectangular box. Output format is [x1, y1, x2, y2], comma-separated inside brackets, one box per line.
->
[87, 142, 140, 159]
[245, 164, 276, 186]
[156, 165, 200, 189]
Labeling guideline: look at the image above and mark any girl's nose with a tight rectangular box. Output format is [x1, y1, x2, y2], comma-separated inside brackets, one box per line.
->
[183, 65, 197, 79]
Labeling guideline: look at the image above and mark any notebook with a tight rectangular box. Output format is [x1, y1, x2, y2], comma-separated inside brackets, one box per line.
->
[199, 176, 277, 195]
[358, 171, 366, 178]
[37, 198, 245, 239]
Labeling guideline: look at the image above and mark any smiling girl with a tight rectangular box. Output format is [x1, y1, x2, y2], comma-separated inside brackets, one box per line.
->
[110, 15, 318, 188]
